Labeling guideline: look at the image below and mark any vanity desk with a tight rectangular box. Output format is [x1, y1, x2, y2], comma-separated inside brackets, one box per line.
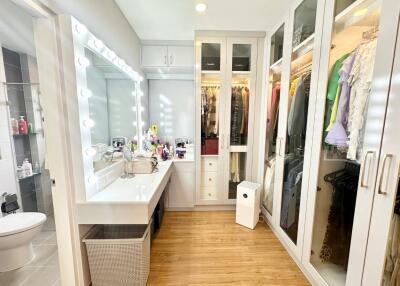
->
[77, 160, 173, 225]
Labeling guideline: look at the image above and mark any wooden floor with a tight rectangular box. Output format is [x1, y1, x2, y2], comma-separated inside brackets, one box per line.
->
[147, 211, 309, 285]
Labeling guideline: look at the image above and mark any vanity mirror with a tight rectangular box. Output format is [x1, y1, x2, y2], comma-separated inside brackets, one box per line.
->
[71, 17, 144, 198]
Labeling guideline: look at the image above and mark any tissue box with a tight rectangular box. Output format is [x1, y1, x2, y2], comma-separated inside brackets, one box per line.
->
[125, 158, 157, 174]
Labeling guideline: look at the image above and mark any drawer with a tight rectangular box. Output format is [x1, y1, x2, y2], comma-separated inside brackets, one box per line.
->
[200, 187, 218, 200]
[201, 157, 218, 172]
[201, 171, 218, 187]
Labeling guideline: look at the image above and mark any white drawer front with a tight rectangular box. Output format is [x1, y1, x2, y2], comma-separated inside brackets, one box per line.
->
[201, 157, 218, 172]
[200, 187, 218, 200]
[201, 171, 218, 187]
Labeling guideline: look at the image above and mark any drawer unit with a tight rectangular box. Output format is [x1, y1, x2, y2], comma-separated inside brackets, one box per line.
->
[201, 157, 218, 172]
[200, 187, 218, 200]
[201, 171, 218, 187]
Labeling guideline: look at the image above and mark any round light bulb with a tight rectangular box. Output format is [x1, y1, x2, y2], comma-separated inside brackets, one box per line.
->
[94, 39, 104, 50]
[195, 3, 207, 13]
[88, 175, 97, 184]
[85, 147, 97, 156]
[78, 56, 90, 67]
[80, 88, 92, 98]
[138, 90, 144, 97]
[83, 119, 95, 128]
[75, 23, 87, 34]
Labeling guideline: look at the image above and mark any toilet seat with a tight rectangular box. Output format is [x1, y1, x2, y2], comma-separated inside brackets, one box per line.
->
[0, 212, 46, 237]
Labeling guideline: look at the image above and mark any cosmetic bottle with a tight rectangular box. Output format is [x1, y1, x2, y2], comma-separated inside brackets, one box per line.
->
[18, 116, 28, 135]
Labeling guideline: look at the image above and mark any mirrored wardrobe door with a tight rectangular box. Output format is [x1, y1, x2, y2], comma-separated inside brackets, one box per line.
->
[262, 23, 286, 219]
[224, 38, 258, 202]
[302, 0, 398, 285]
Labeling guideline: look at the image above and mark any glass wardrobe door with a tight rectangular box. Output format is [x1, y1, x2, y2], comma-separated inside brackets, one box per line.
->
[309, 0, 382, 284]
[228, 43, 253, 200]
[279, 0, 318, 244]
[200, 42, 222, 201]
[263, 24, 285, 215]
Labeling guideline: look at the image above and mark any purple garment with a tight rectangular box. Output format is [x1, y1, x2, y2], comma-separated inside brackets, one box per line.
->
[325, 52, 356, 147]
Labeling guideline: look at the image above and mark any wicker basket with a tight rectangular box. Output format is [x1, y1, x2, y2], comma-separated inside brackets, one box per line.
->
[83, 222, 151, 286]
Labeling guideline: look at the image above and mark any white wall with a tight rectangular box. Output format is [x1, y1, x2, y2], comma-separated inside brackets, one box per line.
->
[149, 80, 195, 143]
[0, 0, 35, 56]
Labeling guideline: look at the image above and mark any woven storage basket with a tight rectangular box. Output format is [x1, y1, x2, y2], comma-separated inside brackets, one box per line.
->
[83, 222, 151, 286]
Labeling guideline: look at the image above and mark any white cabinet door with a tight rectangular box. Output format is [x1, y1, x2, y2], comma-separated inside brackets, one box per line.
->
[168, 163, 195, 208]
[141, 45, 168, 67]
[167, 46, 194, 68]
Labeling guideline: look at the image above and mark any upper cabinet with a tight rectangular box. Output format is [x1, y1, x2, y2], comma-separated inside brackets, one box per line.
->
[141, 44, 194, 75]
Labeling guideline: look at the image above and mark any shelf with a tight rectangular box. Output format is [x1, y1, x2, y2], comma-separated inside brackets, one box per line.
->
[292, 34, 315, 58]
[18, 172, 41, 181]
[201, 154, 219, 157]
[270, 58, 283, 73]
[334, 0, 379, 28]
[13, 133, 37, 138]
[201, 70, 221, 75]
[230, 145, 247, 153]
[232, 70, 251, 75]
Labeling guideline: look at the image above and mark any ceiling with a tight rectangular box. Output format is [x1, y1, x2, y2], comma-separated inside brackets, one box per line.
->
[116, 0, 295, 41]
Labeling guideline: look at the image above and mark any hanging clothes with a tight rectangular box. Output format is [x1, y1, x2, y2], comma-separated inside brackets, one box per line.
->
[268, 84, 280, 134]
[230, 152, 241, 183]
[201, 86, 220, 138]
[319, 164, 360, 270]
[240, 87, 249, 137]
[325, 51, 356, 147]
[263, 157, 276, 212]
[347, 39, 377, 160]
[230, 87, 243, 145]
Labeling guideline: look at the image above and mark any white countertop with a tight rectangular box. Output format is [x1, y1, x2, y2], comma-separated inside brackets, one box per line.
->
[87, 160, 173, 204]
[77, 160, 174, 224]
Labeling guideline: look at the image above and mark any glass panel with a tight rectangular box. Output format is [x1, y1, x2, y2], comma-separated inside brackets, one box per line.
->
[232, 44, 251, 72]
[383, 176, 400, 285]
[309, 0, 381, 284]
[270, 24, 285, 65]
[280, 0, 317, 244]
[201, 43, 221, 71]
[229, 152, 247, 199]
[292, 0, 318, 47]
[263, 25, 285, 215]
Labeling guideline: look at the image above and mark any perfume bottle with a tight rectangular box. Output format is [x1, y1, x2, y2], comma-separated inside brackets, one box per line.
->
[18, 116, 28, 135]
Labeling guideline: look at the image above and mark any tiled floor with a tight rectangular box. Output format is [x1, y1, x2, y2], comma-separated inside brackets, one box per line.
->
[0, 231, 60, 286]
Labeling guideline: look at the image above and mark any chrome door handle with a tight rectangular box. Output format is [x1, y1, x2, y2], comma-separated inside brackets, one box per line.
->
[164, 55, 167, 65]
[278, 137, 284, 157]
[378, 154, 393, 195]
[360, 151, 375, 188]
[221, 134, 224, 149]
[170, 55, 173, 65]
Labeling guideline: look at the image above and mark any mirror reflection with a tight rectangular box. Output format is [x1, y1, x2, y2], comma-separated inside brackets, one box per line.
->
[85, 48, 139, 172]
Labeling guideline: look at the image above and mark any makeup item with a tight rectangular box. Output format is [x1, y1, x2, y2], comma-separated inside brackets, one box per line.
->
[11, 118, 19, 135]
[22, 159, 32, 177]
[33, 162, 40, 173]
[17, 166, 24, 179]
[18, 116, 28, 135]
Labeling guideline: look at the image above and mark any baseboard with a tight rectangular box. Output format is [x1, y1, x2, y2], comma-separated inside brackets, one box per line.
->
[166, 205, 236, 211]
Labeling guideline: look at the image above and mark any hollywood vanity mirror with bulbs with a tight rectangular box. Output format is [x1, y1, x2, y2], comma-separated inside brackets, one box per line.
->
[61, 17, 145, 200]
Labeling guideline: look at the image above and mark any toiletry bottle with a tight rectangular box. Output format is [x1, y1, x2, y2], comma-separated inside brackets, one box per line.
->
[18, 116, 28, 135]
[11, 118, 19, 135]
[28, 123, 34, 134]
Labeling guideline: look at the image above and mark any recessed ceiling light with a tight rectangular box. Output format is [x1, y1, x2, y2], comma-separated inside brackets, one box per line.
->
[196, 3, 207, 13]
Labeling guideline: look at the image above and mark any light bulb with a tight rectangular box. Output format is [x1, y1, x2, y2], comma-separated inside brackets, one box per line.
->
[132, 107, 137, 112]
[94, 39, 104, 50]
[85, 147, 97, 156]
[138, 90, 144, 97]
[88, 175, 97, 184]
[139, 75, 144, 82]
[83, 119, 95, 128]
[75, 23, 87, 34]
[78, 56, 90, 67]
[195, 3, 207, 13]
[131, 91, 136, 97]
[133, 121, 137, 126]
[80, 88, 92, 98]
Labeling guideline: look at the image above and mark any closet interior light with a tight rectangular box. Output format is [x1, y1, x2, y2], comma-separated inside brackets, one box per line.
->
[85, 147, 97, 156]
[80, 88, 92, 98]
[78, 56, 90, 67]
[196, 2, 207, 13]
[354, 8, 368, 17]
[83, 119, 95, 128]
[87, 175, 97, 184]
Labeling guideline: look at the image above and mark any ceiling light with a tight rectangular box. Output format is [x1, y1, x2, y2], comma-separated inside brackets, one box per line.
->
[196, 3, 207, 13]
[354, 8, 368, 17]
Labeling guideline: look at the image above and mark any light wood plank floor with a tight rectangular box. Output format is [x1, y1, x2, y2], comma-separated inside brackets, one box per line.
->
[148, 211, 309, 285]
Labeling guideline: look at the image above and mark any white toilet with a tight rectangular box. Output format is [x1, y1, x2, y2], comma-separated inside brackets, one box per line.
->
[0, 212, 47, 272]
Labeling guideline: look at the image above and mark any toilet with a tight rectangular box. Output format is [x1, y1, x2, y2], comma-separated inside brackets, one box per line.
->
[0, 212, 47, 272]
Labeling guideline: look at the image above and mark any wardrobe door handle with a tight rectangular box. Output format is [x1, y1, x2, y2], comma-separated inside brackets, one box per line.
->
[221, 135, 224, 149]
[164, 55, 167, 65]
[170, 55, 173, 65]
[278, 138, 284, 157]
[378, 154, 393, 195]
[360, 151, 375, 188]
